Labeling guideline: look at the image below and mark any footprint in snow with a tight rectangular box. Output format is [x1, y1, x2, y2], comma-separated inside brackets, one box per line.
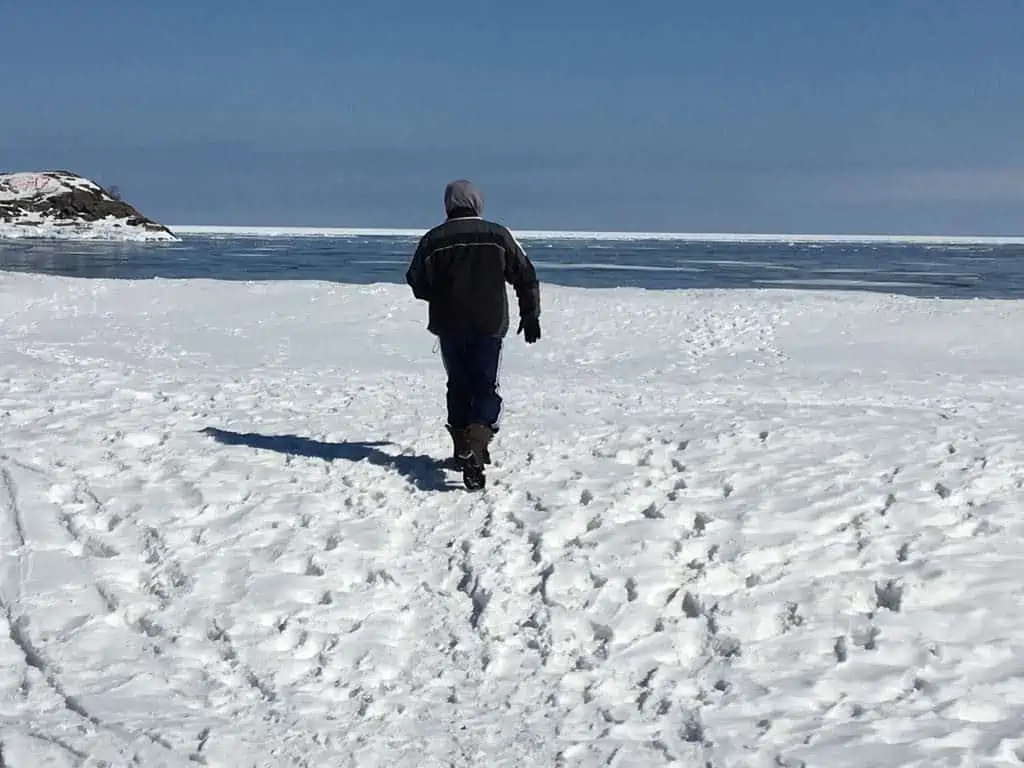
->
[625, 577, 638, 602]
[875, 579, 904, 612]
[896, 542, 911, 562]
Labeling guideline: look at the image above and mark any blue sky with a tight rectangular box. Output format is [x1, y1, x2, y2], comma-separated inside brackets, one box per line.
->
[3, 1, 1023, 233]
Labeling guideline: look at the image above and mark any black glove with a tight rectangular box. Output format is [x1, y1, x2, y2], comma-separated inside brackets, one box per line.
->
[517, 316, 541, 343]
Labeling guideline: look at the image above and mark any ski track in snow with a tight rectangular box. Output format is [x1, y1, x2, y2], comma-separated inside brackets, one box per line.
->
[1, 274, 1024, 766]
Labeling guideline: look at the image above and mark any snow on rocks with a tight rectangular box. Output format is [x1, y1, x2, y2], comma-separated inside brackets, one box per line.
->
[0, 275, 1023, 766]
[0, 171, 176, 241]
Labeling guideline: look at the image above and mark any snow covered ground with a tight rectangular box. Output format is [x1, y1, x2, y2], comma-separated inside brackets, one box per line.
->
[1, 274, 1023, 767]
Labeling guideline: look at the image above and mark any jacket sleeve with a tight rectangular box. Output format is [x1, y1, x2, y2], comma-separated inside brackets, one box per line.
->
[405, 234, 432, 301]
[503, 228, 540, 320]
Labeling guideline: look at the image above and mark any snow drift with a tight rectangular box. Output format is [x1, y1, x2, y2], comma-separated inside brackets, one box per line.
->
[0, 171, 176, 241]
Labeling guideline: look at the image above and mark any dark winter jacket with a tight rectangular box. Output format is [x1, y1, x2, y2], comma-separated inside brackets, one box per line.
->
[406, 180, 540, 338]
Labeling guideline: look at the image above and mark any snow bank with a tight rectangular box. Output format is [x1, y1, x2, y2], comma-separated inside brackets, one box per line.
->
[1, 275, 1023, 766]
[171, 223, 1024, 244]
[0, 171, 176, 241]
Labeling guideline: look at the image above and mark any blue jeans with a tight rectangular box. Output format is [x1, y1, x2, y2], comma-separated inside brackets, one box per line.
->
[439, 333, 503, 432]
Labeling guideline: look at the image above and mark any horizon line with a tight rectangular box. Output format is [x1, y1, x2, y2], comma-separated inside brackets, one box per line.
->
[169, 224, 1024, 245]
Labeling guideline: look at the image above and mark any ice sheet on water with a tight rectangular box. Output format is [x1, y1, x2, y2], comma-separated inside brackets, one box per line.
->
[171, 223, 1024, 245]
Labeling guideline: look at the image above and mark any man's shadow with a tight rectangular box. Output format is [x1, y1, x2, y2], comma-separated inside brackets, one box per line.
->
[200, 427, 457, 492]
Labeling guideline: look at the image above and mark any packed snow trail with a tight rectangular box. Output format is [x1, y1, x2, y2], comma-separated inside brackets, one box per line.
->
[1, 275, 1023, 766]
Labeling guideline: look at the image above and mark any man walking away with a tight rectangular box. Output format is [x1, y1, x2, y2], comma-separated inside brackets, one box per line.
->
[406, 179, 541, 491]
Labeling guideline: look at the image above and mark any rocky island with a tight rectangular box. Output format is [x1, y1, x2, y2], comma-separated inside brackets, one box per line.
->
[0, 171, 176, 241]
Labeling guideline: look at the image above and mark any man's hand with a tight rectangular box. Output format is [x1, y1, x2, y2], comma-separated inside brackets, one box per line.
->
[517, 316, 541, 344]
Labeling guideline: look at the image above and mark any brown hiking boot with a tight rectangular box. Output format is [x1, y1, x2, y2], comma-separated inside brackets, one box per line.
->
[462, 423, 493, 491]
[465, 423, 493, 462]
[447, 424, 490, 466]
[447, 424, 470, 461]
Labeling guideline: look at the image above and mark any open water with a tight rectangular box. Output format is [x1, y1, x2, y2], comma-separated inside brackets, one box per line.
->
[2, 233, 1023, 299]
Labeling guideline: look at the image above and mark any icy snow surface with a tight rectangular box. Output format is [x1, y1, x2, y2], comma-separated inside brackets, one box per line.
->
[1, 274, 1023, 767]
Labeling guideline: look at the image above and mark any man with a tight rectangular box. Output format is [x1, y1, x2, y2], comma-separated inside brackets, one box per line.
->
[406, 179, 541, 491]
